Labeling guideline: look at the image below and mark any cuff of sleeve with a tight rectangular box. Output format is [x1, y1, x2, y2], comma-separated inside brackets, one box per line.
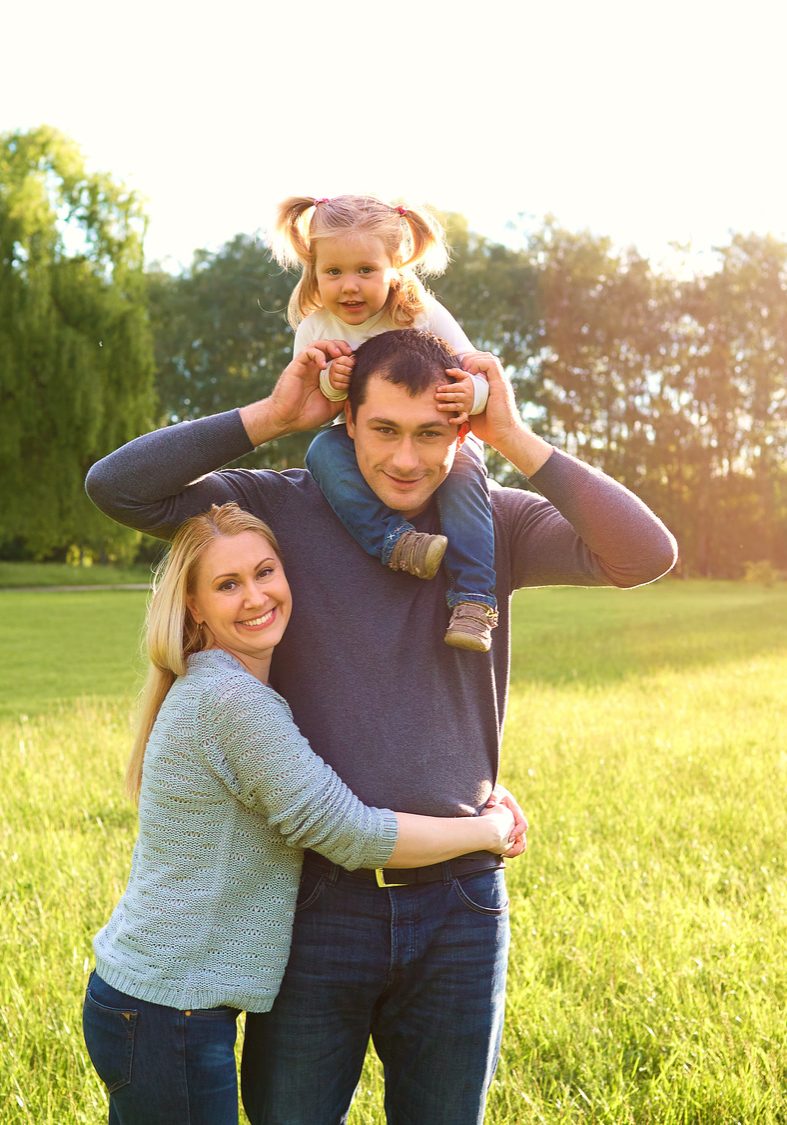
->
[355, 810, 399, 870]
[320, 366, 348, 402]
[469, 374, 489, 415]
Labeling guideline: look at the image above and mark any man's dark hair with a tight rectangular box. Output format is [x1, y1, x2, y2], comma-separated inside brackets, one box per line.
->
[347, 329, 460, 417]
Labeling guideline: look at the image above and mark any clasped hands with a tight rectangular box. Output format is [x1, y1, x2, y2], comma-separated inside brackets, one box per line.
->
[483, 784, 529, 859]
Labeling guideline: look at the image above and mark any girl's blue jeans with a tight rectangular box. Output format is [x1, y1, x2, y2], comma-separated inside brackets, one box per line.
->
[305, 424, 497, 610]
[82, 970, 240, 1124]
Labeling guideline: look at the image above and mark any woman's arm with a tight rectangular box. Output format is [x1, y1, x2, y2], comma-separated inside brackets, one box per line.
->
[205, 670, 520, 870]
[388, 807, 518, 867]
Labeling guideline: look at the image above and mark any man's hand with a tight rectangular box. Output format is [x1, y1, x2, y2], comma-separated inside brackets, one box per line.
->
[446, 352, 554, 478]
[485, 784, 528, 858]
[240, 340, 353, 446]
[448, 353, 519, 451]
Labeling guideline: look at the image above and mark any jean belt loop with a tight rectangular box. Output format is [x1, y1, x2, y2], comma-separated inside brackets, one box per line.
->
[441, 860, 454, 885]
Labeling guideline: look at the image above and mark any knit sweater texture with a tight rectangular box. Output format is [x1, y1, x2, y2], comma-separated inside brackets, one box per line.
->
[93, 648, 398, 1012]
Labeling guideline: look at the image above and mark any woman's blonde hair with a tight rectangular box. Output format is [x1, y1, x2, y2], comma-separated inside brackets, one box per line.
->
[272, 194, 449, 329]
[127, 503, 281, 800]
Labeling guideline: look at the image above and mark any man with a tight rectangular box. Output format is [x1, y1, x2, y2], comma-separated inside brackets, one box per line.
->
[86, 329, 677, 1123]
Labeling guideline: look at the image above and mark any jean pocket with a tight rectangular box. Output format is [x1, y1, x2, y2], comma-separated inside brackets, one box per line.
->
[183, 1005, 239, 1020]
[452, 869, 510, 916]
[82, 984, 138, 1093]
[295, 868, 326, 913]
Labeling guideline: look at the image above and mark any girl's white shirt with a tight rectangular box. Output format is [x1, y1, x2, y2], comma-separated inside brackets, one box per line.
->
[293, 296, 488, 413]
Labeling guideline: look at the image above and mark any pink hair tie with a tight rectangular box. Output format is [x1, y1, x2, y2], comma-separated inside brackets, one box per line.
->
[395, 205, 408, 216]
[314, 197, 330, 206]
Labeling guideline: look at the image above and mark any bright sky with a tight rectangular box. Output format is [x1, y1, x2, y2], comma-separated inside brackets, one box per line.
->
[4, 0, 786, 274]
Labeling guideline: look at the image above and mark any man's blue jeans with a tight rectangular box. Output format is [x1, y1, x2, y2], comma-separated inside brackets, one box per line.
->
[82, 971, 240, 1124]
[305, 425, 498, 609]
[241, 855, 510, 1125]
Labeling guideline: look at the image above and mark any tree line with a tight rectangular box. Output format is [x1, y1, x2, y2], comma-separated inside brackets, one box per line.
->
[2, 127, 785, 577]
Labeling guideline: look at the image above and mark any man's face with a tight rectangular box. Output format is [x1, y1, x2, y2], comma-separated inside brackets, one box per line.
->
[345, 373, 459, 520]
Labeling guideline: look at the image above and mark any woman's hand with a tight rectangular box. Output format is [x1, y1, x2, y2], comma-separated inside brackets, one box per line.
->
[483, 785, 529, 858]
[478, 803, 518, 856]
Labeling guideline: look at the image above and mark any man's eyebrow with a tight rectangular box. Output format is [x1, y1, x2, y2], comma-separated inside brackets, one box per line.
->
[366, 415, 451, 430]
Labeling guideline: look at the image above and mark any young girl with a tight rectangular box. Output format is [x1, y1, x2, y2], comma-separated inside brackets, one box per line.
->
[81, 502, 518, 1123]
[272, 194, 499, 653]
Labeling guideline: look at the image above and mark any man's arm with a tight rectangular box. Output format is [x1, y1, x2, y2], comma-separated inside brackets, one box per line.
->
[445, 353, 554, 477]
[239, 341, 351, 445]
[441, 353, 678, 588]
[86, 343, 351, 538]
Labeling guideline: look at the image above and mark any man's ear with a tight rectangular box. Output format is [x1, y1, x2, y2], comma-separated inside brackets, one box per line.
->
[344, 400, 355, 438]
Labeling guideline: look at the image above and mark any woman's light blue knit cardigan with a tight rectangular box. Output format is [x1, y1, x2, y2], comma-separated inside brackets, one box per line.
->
[94, 648, 398, 1012]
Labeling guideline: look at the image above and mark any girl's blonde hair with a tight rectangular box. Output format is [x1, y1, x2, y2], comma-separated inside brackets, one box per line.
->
[272, 194, 449, 329]
[127, 503, 281, 800]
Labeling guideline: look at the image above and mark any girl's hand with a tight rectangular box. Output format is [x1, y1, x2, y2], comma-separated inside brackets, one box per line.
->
[330, 353, 355, 393]
[435, 373, 475, 426]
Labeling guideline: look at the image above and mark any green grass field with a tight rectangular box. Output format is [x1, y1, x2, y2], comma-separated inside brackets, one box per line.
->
[1, 581, 785, 1123]
[0, 561, 154, 589]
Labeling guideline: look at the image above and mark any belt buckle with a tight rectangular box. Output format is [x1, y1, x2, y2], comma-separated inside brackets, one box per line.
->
[375, 868, 407, 888]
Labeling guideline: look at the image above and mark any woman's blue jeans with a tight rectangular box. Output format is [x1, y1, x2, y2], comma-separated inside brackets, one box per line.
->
[306, 425, 497, 609]
[82, 971, 240, 1124]
[241, 854, 510, 1124]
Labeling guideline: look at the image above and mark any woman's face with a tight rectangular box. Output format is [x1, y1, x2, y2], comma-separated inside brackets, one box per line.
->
[186, 531, 291, 682]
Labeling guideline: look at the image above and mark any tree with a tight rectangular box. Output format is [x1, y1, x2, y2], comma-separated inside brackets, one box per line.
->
[0, 126, 154, 559]
[655, 235, 787, 575]
[148, 235, 310, 467]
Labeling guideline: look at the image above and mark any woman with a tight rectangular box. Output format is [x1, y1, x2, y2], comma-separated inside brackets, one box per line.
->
[82, 502, 521, 1124]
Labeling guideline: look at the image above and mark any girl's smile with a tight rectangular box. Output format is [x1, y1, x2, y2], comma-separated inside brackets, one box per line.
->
[314, 234, 397, 325]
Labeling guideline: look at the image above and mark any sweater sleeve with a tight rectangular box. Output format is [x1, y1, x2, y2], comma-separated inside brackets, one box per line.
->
[84, 411, 272, 540]
[202, 672, 399, 870]
[293, 313, 321, 357]
[498, 448, 678, 590]
[422, 298, 474, 355]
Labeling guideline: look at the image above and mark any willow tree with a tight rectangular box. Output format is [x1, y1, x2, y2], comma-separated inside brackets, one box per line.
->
[0, 126, 154, 559]
[147, 233, 297, 465]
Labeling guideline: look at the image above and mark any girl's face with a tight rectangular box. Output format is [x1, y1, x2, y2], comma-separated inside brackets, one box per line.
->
[314, 233, 397, 325]
[186, 531, 292, 683]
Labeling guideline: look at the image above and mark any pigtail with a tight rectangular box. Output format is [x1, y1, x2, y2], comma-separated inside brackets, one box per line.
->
[271, 196, 318, 269]
[271, 196, 322, 328]
[397, 205, 449, 276]
[386, 203, 449, 327]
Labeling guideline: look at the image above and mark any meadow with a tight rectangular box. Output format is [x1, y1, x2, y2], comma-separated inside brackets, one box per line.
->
[0, 580, 784, 1123]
